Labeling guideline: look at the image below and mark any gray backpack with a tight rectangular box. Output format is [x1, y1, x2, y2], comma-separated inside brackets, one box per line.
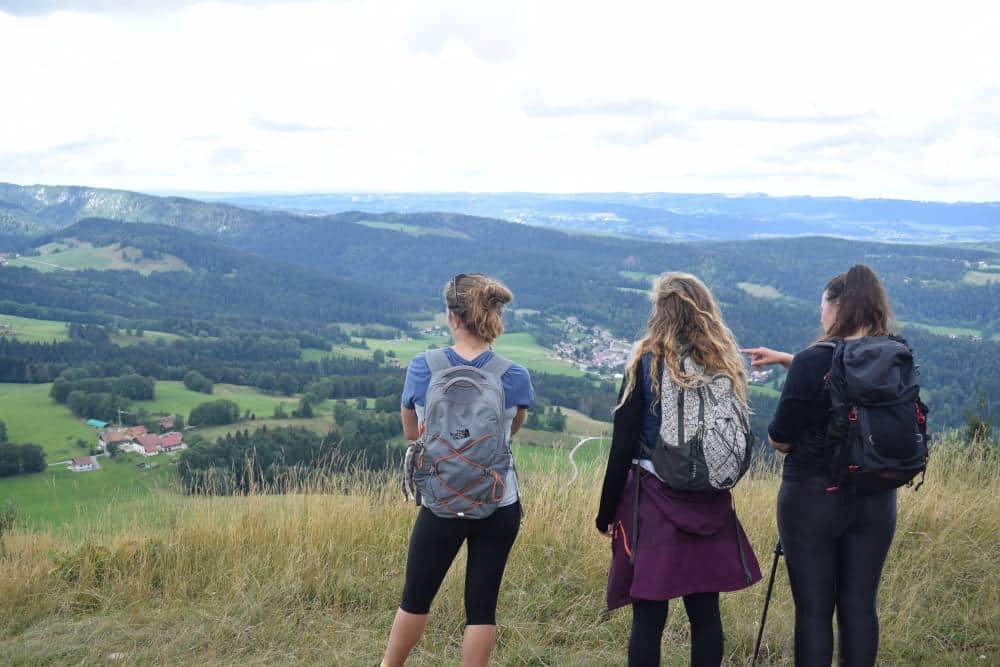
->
[641, 354, 754, 491]
[409, 349, 513, 519]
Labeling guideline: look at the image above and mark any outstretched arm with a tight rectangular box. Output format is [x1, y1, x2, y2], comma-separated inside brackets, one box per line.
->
[741, 347, 793, 370]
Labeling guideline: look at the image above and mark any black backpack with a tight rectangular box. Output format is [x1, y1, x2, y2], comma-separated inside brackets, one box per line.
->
[821, 336, 929, 493]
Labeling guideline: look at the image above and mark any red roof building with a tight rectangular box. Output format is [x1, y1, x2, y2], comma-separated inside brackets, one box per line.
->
[159, 432, 185, 451]
[101, 430, 131, 444]
[136, 433, 161, 455]
[70, 456, 98, 471]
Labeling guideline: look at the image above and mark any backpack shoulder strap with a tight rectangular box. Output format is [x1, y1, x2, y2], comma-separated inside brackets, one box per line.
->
[481, 353, 513, 379]
[424, 348, 452, 374]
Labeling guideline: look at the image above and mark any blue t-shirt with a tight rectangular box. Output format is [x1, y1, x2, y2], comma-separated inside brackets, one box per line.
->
[401, 348, 535, 410]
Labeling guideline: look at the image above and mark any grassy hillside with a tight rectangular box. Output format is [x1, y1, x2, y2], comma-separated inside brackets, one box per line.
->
[139, 381, 304, 421]
[0, 383, 97, 461]
[1, 409, 609, 529]
[0, 315, 68, 343]
[0, 453, 177, 531]
[0, 440, 995, 665]
[0, 381, 313, 462]
[0, 313, 183, 345]
[6, 239, 189, 275]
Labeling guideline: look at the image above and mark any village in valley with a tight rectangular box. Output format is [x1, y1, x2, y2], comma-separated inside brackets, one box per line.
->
[419, 313, 777, 383]
[548, 316, 775, 385]
[68, 414, 187, 473]
[551, 317, 633, 378]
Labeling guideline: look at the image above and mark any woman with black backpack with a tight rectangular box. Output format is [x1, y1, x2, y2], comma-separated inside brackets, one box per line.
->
[378, 273, 534, 667]
[742, 264, 924, 666]
[596, 272, 762, 667]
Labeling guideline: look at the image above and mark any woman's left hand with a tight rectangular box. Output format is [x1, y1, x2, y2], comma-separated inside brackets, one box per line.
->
[768, 437, 792, 454]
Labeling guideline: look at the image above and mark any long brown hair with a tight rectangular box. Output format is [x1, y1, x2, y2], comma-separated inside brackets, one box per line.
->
[443, 273, 513, 343]
[821, 264, 897, 340]
[616, 272, 747, 411]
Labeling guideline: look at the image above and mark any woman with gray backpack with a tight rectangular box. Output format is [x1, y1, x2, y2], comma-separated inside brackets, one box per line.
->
[378, 273, 534, 667]
[596, 272, 762, 667]
[742, 264, 928, 666]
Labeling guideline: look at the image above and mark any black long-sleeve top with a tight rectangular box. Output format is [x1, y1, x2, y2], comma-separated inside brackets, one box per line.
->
[595, 375, 645, 532]
[768, 344, 834, 479]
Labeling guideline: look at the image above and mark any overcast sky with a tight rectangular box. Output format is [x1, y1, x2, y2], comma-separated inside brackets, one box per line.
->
[1, 0, 998, 201]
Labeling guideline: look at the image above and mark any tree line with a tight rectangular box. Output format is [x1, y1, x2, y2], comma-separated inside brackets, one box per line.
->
[0, 418, 46, 478]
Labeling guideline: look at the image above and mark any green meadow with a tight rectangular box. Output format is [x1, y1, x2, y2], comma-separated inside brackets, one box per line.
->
[512, 438, 607, 475]
[0, 428, 610, 531]
[0, 383, 97, 461]
[310, 331, 585, 377]
[137, 381, 303, 421]
[618, 270, 658, 285]
[899, 320, 1000, 341]
[6, 241, 189, 275]
[353, 220, 472, 240]
[0, 315, 69, 343]
[737, 282, 785, 299]
[0, 452, 176, 532]
[0, 381, 313, 462]
[0, 313, 185, 346]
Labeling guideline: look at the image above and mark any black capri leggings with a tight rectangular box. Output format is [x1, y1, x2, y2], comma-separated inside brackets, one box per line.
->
[400, 501, 521, 625]
[778, 475, 897, 667]
[629, 593, 723, 667]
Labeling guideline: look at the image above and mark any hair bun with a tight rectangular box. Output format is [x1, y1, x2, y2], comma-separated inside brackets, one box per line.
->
[485, 281, 513, 306]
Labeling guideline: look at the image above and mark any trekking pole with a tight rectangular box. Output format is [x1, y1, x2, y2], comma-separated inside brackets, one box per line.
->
[752, 541, 783, 667]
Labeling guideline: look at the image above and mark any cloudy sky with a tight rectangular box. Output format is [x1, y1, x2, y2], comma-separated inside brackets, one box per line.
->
[0, 0, 998, 201]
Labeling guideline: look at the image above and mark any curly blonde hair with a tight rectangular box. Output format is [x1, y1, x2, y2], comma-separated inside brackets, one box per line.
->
[616, 272, 747, 411]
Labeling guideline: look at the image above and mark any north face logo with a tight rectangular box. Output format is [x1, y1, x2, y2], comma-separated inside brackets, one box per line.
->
[450, 428, 470, 440]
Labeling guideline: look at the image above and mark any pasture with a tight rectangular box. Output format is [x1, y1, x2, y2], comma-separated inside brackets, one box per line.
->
[0, 313, 185, 345]
[6, 240, 189, 275]
[0, 383, 97, 461]
[0, 452, 176, 532]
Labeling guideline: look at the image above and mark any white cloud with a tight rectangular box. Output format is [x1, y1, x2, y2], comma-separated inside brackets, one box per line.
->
[0, 0, 997, 200]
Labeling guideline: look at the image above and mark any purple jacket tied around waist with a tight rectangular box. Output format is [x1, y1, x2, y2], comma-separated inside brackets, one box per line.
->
[606, 468, 761, 610]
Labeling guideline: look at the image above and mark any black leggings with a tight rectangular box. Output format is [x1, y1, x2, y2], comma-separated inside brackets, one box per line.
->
[629, 593, 723, 667]
[399, 502, 521, 625]
[777, 475, 897, 667]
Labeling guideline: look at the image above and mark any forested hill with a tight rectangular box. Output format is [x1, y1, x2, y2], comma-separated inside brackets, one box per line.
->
[0, 182, 304, 240]
[1, 190, 997, 429]
[2, 218, 411, 332]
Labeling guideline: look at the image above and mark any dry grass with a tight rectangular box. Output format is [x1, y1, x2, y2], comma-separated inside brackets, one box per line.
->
[1, 441, 997, 666]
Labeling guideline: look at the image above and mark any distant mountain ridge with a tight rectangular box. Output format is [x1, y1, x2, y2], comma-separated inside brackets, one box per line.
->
[0, 182, 281, 239]
[3, 182, 998, 244]
[197, 191, 1000, 243]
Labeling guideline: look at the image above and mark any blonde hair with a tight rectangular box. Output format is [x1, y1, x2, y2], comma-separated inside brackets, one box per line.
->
[616, 272, 748, 411]
[443, 273, 513, 343]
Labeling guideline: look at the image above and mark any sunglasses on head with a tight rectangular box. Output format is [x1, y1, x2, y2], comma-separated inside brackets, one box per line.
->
[451, 273, 484, 296]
